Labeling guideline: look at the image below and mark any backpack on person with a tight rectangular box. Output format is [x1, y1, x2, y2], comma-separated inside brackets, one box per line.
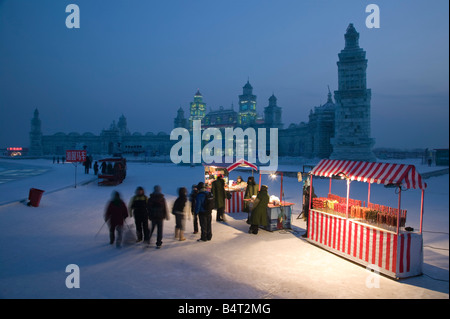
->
[148, 197, 165, 220]
[204, 192, 215, 213]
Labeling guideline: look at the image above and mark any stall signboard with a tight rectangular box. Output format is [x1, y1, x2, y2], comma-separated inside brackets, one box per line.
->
[66, 150, 87, 163]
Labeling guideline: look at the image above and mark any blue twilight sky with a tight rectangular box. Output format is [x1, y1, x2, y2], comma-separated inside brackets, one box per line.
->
[0, 0, 448, 149]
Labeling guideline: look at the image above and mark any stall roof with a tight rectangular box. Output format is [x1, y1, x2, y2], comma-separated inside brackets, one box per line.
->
[310, 159, 427, 190]
[227, 159, 258, 172]
[203, 159, 258, 172]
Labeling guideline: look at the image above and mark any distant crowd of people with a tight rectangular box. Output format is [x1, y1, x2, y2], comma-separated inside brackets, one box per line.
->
[52, 156, 65, 164]
[103, 174, 272, 248]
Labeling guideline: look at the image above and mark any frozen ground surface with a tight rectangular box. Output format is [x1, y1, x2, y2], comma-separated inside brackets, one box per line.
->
[0, 159, 448, 299]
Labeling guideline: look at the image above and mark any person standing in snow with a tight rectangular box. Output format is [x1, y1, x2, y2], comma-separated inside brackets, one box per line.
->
[244, 176, 259, 217]
[195, 182, 213, 242]
[248, 185, 269, 235]
[84, 158, 90, 174]
[212, 175, 226, 222]
[301, 176, 316, 238]
[128, 186, 149, 243]
[100, 161, 107, 174]
[93, 161, 99, 175]
[189, 184, 199, 234]
[172, 187, 191, 241]
[104, 191, 128, 247]
[147, 185, 169, 249]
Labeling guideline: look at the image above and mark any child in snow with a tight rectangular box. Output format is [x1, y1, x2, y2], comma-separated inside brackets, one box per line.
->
[189, 184, 199, 234]
[172, 187, 191, 241]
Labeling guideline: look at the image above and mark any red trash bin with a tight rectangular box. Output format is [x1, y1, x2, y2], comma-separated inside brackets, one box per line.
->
[28, 188, 45, 207]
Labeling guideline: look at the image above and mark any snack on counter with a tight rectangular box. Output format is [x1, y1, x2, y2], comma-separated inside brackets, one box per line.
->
[312, 194, 408, 230]
[269, 195, 280, 205]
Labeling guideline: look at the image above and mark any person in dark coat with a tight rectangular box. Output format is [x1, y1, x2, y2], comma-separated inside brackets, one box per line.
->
[244, 176, 259, 214]
[84, 158, 90, 174]
[189, 184, 199, 234]
[194, 182, 213, 242]
[129, 186, 149, 243]
[147, 185, 169, 248]
[107, 162, 113, 174]
[104, 191, 128, 247]
[93, 161, 99, 175]
[100, 161, 107, 174]
[172, 187, 190, 241]
[211, 175, 226, 222]
[301, 176, 316, 238]
[249, 185, 269, 235]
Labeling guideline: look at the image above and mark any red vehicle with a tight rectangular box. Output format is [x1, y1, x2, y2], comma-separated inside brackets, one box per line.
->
[98, 157, 127, 186]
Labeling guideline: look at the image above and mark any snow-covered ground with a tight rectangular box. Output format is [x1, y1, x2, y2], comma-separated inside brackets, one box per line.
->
[0, 159, 448, 299]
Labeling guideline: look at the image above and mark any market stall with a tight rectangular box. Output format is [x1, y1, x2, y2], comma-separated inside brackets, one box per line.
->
[203, 159, 258, 213]
[249, 170, 295, 231]
[306, 159, 426, 279]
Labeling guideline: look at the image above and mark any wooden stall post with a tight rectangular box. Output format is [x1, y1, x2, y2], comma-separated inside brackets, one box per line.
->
[308, 175, 313, 212]
[280, 172, 283, 203]
[329, 177, 332, 196]
[346, 178, 350, 219]
[396, 186, 402, 235]
[419, 189, 424, 234]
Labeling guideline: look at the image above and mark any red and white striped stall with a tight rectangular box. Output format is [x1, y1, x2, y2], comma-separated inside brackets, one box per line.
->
[225, 190, 245, 213]
[225, 159, 257, 213]
[306, 159, 426, 279]
[204, 159, 258, 213]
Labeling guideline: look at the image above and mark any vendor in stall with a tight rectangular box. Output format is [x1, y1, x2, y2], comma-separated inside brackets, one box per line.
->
[235, 176, 247, 188]
[248, 185, 269, 235]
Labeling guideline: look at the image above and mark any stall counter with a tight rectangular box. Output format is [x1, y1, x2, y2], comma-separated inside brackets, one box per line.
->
[307, 208, 423, 279]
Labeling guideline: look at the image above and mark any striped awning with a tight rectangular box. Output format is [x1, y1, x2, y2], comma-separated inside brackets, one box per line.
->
[310, 159, 427, 190]
[226, 159, 258, 172]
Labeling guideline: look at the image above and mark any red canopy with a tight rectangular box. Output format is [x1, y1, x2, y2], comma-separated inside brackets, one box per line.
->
[310, 159, 427, 190]
[226, 159, 258, 172]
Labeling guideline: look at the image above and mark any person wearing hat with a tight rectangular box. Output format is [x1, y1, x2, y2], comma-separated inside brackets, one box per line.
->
[194, 182, 213, 242]
[189, 184, 199, 234]
[104, 191, 128, 247]
[235, 176, 247, 188]
[128, 186, 149, 243]
[212, 175, 226, 222]
[147, 185, 170, 249]
[248, 185, 269, 235]
[244, 176, 259, 216]
[301, 176, 316, 238]
[172, 187, 191, 241]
